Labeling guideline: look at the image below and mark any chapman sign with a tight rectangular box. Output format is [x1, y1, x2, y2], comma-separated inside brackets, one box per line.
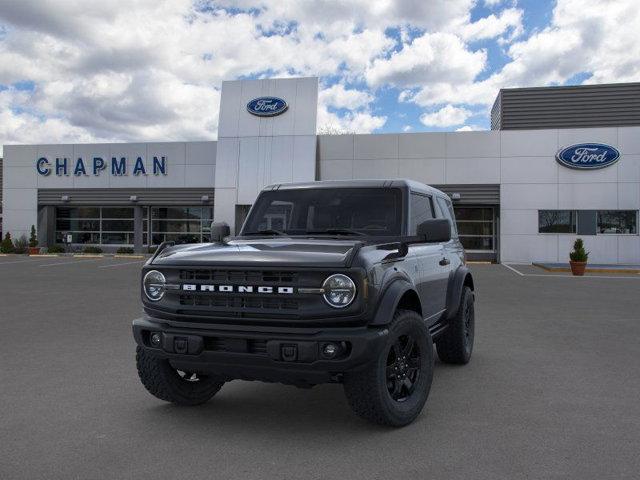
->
[246, 97, 288, 117]
[556, 143, 620, 170]
[36, 156, 167, 177]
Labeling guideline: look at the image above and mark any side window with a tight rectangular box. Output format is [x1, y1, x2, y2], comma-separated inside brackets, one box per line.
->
[436, 197, 458, 238]
[409, 193, 434, 235]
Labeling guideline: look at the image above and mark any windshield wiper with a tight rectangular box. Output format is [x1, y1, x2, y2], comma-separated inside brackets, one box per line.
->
[306, 228, 366, 236]
[243, 229, 287, 236]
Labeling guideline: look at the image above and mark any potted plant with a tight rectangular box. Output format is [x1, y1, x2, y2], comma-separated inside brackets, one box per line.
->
[569, 238, 589, 276]
[28, 225, 40, 255]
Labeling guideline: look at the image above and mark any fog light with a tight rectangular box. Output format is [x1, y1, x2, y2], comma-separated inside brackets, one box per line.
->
[322, 343, 339, 358]
[150, 332, 162, 348]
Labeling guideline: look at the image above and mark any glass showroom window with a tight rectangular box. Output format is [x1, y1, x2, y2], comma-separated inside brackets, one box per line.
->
[597, 211, 638, 234]
[150, 206, 214, 245]
[56, 207, 135, 244]
[454, 207, 494, 251]
[538, 210, 577, 233]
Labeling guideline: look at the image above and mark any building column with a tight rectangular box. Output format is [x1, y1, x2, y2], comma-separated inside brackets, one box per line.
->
[37, 206, 56, 247]
[133, 206, 144, 253]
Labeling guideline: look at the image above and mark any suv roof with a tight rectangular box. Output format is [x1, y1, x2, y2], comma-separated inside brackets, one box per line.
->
[262, 179, 448, 199]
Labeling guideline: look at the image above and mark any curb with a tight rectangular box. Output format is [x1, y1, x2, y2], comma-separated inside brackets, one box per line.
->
[533, 263, 640, 275]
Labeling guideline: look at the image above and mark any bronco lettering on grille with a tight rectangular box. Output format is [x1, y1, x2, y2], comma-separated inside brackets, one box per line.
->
[181, 284, 295, 294]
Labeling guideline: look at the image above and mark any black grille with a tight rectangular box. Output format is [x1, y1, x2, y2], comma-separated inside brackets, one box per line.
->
[179, 294, 299, 311]
[203, 337, 268, 355]
[179, 270, 298, 284]
[151, 268, 359, 324]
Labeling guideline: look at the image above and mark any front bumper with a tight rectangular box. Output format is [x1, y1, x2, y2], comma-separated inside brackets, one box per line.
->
[132, 316, 388, 386]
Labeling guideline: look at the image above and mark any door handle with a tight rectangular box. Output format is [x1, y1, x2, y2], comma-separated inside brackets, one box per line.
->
[439, 257, 450, 266]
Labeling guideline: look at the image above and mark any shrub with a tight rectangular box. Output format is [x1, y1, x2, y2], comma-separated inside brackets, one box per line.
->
[29, 225, 38, 248]
[569, 238, 589, 262]
[13, 235, 29, 254]
[83, 246, 103, 254]
[148, 245, 158, 254]
[47, 245, 66, 254]
[116, 247, 135, 254]
[1, 233, 15, 253]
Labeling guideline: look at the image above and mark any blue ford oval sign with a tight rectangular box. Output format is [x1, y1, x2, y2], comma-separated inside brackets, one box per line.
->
[556, 143, 620, 170]
[247, 97, 288, 117]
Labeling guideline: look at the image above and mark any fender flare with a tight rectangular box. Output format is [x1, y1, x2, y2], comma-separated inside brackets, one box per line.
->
[445, 265, 474, 320]
[370, 278, 420, 326]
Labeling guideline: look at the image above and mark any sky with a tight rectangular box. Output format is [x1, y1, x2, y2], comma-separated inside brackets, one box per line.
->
[0, 0, 638, 154]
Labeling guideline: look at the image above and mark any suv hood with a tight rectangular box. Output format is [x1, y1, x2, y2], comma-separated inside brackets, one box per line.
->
[150, 238, 362, 268]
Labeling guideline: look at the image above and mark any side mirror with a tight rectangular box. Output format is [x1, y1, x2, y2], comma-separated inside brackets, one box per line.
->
[210, 222, 230, 243]
[417, 219, 451, 243]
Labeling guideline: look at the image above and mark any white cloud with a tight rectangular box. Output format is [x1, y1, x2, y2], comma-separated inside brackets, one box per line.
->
[319, 84, 373, 110]
[0, 0, 638, 148]
[404, 0, 640, 110]
[420, 105, 472, 127]
[402, 125, 413, 132]
[366, 32, 486, 88]
[456, 125, 484, 131]
[317, 106, 386, 134]
[459, 7, 523, 42]
[484, 0, 506, 7]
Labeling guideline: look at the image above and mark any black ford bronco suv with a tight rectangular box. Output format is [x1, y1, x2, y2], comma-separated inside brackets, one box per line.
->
[133, 180, 475, 426]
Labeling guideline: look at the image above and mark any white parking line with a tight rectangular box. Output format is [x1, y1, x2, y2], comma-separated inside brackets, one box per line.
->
[502, 263, 524, 276]
[0, 257, 57, 266]
[98, 260, 146, 269]
[38, 258, 102, 267]
[502, 263, 640, 280]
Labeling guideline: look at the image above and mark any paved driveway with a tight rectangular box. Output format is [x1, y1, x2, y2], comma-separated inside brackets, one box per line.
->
[1, 257, 639, 479]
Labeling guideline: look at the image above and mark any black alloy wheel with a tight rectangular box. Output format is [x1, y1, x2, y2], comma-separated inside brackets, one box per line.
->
[386, 334, 421, 402]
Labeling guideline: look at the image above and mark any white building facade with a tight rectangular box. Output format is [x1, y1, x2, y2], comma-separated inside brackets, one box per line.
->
[2, 77, 639, 264]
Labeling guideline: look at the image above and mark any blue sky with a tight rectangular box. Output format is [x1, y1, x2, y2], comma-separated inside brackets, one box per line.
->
[0, 0, 638, 150]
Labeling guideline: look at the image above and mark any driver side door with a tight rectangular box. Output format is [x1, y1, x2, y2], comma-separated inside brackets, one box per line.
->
[407, 192, 447, 323]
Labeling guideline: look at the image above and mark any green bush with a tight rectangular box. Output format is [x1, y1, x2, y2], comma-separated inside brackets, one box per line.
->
[1, 233, 15, 253]
[47, 245, 65, 254]
[82, 246, 103, 254]
[569, 238, 589, 262]
[148, 245, 158, 254]
[29, 225, 38, 248]
[116, 247, 135, 254]
[13, 235, 29, 254]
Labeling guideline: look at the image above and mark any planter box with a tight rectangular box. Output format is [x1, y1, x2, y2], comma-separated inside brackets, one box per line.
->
[569, 261, 587, 276]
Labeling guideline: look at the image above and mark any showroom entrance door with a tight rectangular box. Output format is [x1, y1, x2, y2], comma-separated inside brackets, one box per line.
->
[453, 206, 498, 262]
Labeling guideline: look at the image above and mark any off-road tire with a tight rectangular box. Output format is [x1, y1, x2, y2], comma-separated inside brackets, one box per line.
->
[136, 346, 224, 406]
[343, 309, 434, 427]
[436, 286, 475, 364]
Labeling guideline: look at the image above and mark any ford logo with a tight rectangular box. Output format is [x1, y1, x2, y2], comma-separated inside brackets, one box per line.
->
[247, 97, 288, 117]
[556, 143, 620, 170]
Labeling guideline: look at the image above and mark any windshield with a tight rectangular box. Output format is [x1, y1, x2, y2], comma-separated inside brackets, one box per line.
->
[241, 188, 403, 236]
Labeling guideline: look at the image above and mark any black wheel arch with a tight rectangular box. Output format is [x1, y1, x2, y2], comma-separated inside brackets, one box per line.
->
[445, 265, 474, 320]
[370, 278, 422, 326]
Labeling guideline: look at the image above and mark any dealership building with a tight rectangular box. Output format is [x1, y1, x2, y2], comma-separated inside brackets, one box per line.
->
[1, 78, 639, 264]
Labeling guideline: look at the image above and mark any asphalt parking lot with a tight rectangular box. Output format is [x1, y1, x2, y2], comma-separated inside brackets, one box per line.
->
[1, 256, 639, 480]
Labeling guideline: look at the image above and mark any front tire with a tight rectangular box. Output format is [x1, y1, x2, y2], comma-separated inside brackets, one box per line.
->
[343, 309, 434, 427]
[436, 286, 475, 364]
[136, 346, 224, 406]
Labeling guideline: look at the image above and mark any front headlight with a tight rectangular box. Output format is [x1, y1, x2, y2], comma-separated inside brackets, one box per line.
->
[322, 274, 356, 308]
[143, 270, 166, 302]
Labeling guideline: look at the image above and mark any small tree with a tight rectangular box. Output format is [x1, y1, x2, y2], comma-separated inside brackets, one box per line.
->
[13, 235, 28, 254]
[569, 238, 589, 262]
[29, 225, 38, 248]
[1, 232, 15, 253]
